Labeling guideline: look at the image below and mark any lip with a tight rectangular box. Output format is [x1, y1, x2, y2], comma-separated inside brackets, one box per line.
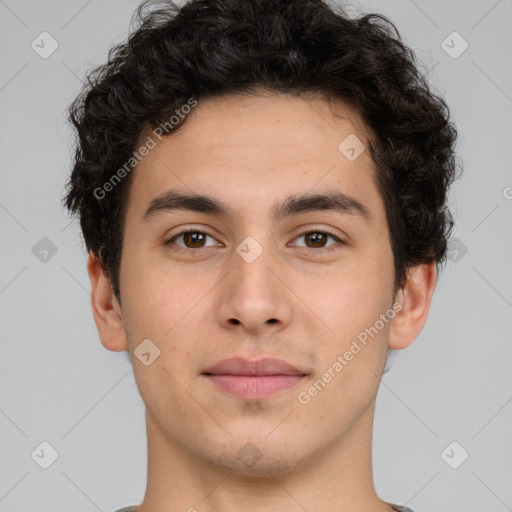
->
[202, 357, 306, 376]
[202, 357, 308, 399]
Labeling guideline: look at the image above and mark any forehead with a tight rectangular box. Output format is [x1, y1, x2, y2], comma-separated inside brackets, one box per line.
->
[164, 93, 371, 158]
[125, 93, 383, 222]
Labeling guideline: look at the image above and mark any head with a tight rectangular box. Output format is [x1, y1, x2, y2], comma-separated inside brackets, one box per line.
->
[63, 0, 459, 476]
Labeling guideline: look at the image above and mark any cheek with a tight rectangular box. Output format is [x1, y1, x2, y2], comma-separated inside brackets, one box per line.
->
[310, 258, 393, 343]
[120, 256, 205, 364]
[119, 254, 177, 344]
[301, 271, 393, 413]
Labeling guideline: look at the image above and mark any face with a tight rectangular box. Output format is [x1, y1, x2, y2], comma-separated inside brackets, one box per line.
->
[112, 93, 400, 474]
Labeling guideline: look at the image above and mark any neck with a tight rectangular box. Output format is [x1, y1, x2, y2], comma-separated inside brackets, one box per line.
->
[136, 400, 395, 512]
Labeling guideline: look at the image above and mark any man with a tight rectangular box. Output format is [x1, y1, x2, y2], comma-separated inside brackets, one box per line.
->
[63, 0, 459, 510]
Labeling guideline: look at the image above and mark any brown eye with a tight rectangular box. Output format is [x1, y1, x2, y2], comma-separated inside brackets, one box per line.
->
[291, 230, 345, 253]
[166, 230, 217, 250]
[181, 231, 207, 248]
[303, 232, 329, 248]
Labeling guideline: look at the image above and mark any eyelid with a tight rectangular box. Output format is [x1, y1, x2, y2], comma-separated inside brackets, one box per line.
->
[288, 227, 345, 252]
[291, 226, 345, 242]
[165, 228, 221, 250]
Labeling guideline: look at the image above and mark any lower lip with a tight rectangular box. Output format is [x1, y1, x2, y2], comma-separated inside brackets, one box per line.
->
[204, 374, 306, 399]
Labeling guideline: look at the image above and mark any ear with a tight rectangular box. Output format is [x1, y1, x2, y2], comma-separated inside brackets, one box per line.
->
[388, 262, 437, 350]
[87, 251, 128, 352]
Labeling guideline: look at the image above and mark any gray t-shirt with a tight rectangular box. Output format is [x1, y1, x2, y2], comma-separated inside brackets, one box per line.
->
[114, 504, 416, 511]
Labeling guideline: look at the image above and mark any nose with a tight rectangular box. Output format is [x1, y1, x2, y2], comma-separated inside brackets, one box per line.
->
[215, 241, 293, 335]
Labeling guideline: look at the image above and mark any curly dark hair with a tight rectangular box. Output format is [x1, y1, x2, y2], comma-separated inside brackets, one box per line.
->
[63, 0, 461, 304]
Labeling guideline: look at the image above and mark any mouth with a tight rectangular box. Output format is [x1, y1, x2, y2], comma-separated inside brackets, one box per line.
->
[202, 357, 308, 399]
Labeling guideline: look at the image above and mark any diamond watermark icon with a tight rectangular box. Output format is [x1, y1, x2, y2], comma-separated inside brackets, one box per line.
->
[236, 236, 263, 264]
[441, 31, 468, 59]
[441, 441, 469, 469]
[338, 134, 365, 161]
[31, 441, 59, 469]
[237, 442, 263, 468]
[447, 237, 468, 263]
[31, 31, 59, 59]
[32, 237, 58, 263]
[134, 338, 161, 366]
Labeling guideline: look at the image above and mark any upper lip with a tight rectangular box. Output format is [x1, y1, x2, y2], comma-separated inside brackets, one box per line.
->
[202, 357, 307, 376]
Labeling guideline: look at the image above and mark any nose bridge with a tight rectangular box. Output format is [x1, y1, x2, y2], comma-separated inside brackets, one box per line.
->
[216, 233, 292, 332]
[235, 236, 275, 292]
[233, 233, 279, 302]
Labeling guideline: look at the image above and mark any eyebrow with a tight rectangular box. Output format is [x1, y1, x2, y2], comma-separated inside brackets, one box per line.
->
[142, 190, 372, 224]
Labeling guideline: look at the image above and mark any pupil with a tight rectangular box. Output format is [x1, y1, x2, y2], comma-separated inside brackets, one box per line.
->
[308, 233, 325, 247]
[186, 232, 204, 247]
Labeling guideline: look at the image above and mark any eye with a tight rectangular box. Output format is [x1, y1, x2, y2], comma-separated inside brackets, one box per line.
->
[165, 229, 220, 252]
[290, 229, 345, 253]
[164, 228, 345, 254]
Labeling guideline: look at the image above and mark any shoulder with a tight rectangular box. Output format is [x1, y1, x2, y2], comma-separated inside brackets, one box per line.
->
[392, 505, 417, 512]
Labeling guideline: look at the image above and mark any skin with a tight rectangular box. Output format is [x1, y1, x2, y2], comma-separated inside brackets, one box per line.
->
[88, 92, 436, 512]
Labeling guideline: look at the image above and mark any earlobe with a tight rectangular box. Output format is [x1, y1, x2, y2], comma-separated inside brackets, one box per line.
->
[388, 262, 437, 350]
[87, 252, 129, 352]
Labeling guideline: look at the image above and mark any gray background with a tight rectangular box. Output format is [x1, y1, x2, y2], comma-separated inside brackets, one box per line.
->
[0, 0, 511, 511]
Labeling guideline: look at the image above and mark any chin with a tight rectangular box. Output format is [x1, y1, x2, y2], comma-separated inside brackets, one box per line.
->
[202, 436, 305, 477]
[212, 451, 302, 477]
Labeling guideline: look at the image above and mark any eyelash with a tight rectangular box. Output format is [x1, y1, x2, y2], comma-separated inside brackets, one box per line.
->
[164, 228, 345, 255]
